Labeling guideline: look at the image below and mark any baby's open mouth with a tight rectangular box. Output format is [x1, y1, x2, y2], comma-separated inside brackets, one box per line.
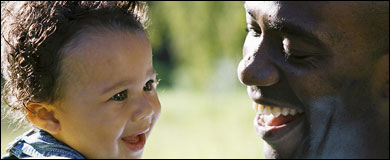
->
[122, 133, 146, 152]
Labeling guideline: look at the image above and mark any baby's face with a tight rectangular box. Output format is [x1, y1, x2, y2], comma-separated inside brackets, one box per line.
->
[53, 30, 161, 158]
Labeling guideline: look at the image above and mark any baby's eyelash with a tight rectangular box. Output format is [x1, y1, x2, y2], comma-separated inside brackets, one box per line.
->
[155, 78, 161, 86]
[144, 80, 152, 91]
[143, 79, 160, 91]
[111, 90, 127, 101]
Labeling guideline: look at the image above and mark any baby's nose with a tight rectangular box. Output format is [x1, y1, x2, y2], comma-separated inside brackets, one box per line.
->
[131, 97, 154, 122]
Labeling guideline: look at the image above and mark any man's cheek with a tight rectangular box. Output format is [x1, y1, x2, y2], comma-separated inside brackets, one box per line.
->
[305, 96, 342, 155]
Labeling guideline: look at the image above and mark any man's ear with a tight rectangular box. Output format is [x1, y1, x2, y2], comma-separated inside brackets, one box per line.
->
[26, 102, 61, 134]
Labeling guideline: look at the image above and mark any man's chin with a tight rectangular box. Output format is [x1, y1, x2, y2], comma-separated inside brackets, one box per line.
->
[254, 116, 308, 158]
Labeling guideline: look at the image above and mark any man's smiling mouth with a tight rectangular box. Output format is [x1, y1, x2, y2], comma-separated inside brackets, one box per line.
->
[253, 102, 305, 143]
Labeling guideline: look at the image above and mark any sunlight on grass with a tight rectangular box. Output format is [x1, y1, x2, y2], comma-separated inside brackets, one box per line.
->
[142, 89, 264, 158]
[1, 89, 264, 158]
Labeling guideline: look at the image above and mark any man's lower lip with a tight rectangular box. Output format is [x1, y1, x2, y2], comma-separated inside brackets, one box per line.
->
[122, 133, 146, 152]
[255, 113, 305, 143]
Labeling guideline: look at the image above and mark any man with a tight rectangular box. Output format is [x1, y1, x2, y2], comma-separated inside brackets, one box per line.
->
[237, 1, 388, 158]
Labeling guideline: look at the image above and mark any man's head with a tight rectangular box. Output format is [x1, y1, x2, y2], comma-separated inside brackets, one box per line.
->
[238, 1, 388, 158]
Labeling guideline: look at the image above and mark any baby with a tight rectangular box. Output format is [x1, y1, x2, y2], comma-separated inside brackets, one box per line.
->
[1, 1, 161, 159]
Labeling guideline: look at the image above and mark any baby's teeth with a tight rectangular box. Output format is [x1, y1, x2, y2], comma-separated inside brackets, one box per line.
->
[259, 105, 264, 113]
[290, 109, 297, 116]
[263, 106, 272, 115]
[281, 108, 289, 116]
[252, 102, 258, 112]
[271, 107, 281, 117]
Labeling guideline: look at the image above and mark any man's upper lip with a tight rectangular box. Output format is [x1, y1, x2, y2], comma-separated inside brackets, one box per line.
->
[248, 86, 305, 110]
[253, 98, 304, 111]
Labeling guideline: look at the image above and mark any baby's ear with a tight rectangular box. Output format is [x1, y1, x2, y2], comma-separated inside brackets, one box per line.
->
[26, 103, 61, 134]
[378, 54, 389, 99]
[371, 54, 389, 114]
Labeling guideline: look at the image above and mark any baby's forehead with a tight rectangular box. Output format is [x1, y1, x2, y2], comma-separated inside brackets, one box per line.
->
[62, 29, 148, 61]
[58, 30, 151, 85]
[62, 26, 144, 53]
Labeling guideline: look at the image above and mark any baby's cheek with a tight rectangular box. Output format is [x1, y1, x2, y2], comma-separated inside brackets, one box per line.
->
[111, 140, 122, 157]
[84, 125, 121, 156]
[152, 96, 162, 118]
[91, 135, 122, 158]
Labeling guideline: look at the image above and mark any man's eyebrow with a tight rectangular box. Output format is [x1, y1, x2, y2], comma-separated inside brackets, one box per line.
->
[268, 20, 325, 48]
[244, 2, 256, 20]
[246, 10, 256, 20]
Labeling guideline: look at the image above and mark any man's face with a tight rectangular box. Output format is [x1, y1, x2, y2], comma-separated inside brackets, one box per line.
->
[238, 1, 389, 158]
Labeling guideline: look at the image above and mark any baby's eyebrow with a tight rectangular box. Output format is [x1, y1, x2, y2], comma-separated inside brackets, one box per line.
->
[101, 68, 156, 95]
[102, 80, 133, 95]
[147, 68, 156, 76]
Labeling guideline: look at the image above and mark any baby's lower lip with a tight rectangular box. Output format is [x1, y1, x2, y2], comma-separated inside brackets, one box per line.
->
[122, 133, 146, 152]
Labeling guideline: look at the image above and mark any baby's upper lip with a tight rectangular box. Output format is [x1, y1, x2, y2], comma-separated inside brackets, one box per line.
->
[122, 127, 150, 139]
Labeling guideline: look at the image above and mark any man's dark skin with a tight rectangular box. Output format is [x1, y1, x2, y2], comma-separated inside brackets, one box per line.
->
[238, 1, 389, 158]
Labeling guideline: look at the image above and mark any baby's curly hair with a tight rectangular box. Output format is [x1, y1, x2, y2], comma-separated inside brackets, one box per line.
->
[1, 1, 149, 127]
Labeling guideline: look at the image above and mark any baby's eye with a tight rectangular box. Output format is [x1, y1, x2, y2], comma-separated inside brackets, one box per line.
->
[143, 80, 156, 91]
[111, 90, 127, 101]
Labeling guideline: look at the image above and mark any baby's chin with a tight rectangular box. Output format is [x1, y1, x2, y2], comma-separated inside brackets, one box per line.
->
[117, 142, 145, 159]
[120, 150, 144, 159]
[93, 150, 143, 159]
[85, 143, 143, 159]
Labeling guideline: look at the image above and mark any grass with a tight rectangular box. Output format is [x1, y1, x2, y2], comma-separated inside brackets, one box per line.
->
[1, 89, 264, 158]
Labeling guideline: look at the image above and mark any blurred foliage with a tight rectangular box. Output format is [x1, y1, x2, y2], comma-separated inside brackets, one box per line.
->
[147, 1, 247, 91]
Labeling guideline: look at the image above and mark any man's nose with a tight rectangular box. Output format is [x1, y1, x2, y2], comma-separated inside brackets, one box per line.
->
[237, 44, 279, 86]
[131, 96, 154, 122]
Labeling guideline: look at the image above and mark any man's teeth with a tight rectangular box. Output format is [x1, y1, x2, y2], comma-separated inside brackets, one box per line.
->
[252, 102, 303, 117]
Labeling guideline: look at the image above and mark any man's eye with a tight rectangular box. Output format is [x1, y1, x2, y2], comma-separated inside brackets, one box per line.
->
[282, 46, 314, 65]
[246, 27, 262, 37]
[111, 90, 127, 101]
[282, 40, 313, 62]
[143, 80, 156, 91]
[246, 22, 262, 37]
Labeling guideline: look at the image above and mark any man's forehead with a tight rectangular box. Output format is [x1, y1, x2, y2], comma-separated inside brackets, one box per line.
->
[244, 1, 331, 52]
[244, 1, 280, 19]
[244, 1, 324, 19]
[244, 1, 315, 31]
[243, 1, 379, 21]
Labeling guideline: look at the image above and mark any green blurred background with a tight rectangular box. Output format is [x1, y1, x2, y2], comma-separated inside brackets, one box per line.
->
[1, 1, 264, 158]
